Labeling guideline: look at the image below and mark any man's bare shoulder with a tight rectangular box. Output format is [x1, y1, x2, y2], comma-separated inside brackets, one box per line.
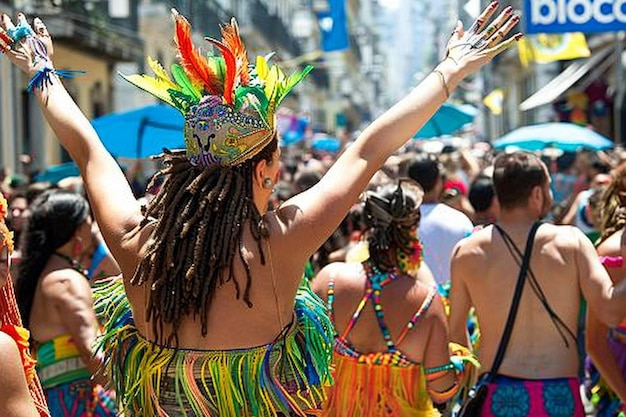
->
[452, 225, 493, 260]
[537, 223, 583, 248]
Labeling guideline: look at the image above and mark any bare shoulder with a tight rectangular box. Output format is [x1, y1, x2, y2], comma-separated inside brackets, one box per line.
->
[40, 268, 92, 303]
[0, 331, 19, 354]
[452, 225, 492, 259]
[542, 223, 586, 248]
[312, 262, 359, 294]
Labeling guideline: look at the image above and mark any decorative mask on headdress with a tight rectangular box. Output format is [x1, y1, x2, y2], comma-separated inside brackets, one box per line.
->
[123, 10, 312, 167]
[0, 194, 14, 255]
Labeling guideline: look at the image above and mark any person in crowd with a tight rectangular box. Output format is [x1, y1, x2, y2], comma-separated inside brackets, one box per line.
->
[15, 190, 116, 416]
[407, 152, 474, 286]
[0, 193, 49, 417]
[449, 151, 626, 417]
[560, 173, 611, 242]
[586, 162, 626, 415]
[0, 5, 520, 415]
[468, 174, 499, 226]
[6, 191, 29, 251]
[313, 179, 476, 416]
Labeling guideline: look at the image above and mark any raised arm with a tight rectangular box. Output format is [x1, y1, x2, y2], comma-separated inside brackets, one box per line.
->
[275, 3, 521, 260]
[0, 14, 142, 266]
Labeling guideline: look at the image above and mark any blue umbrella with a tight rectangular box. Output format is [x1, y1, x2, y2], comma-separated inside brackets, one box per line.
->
[414, 103, 478, 139]
[92, 104, 185, 159]
[311, 136, 341, 152]
[492, 123, 613, 152]
[34, 162, 80, 183]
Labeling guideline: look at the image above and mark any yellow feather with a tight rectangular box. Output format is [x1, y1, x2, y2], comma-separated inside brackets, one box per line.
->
[264, 65, 279, 104]
[121, 74, 176, 107]
[147, 57, 177, 89]
[256, 55, 269, 81]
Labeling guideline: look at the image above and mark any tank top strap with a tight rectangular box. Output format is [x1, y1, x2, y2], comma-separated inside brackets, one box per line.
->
[396, 286, 437, 345]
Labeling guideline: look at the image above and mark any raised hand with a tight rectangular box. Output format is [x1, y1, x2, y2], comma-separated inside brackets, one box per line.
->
[1, 13, 53, 78]
[444, 1, 522, 76]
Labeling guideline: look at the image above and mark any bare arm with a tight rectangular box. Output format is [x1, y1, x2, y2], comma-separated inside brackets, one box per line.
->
[0, 332, 40, 417]
[585, 310, 626, 402]
[272, 6, 521, 264]
[449, 241, 473, 348]
[0, 14, 142, 269]
[422, 294, 457, 394]
[45, 270, 104, 383]
[576, 228, 626, 326]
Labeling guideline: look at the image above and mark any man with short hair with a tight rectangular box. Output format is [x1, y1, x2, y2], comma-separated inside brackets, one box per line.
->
[407, 153, 473, 285]
[449, 151, 626, 416]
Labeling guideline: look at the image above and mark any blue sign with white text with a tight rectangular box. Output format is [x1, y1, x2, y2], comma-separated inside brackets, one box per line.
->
[525, 0, 626, 33]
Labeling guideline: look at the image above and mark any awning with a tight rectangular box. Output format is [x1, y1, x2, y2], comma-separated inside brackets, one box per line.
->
[519, 46, 615, 111]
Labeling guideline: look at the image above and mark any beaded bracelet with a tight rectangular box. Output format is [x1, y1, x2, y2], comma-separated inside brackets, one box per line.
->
[433, 69, 450, 99]
[424, 361, 456, 375]
[27, 65, 85, 93]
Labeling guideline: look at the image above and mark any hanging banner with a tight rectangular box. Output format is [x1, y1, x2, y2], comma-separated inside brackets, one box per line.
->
[525, 0, 626, 34]
[317, 0, 350, 52]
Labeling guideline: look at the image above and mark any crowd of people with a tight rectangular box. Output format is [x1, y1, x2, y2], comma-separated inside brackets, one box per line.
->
[2, 3, 626, 417]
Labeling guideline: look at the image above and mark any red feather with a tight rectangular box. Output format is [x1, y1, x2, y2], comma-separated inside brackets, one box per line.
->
[220, 18, 250, 87]
[205, 37, 236, 105]
[173, 11, 221, 95]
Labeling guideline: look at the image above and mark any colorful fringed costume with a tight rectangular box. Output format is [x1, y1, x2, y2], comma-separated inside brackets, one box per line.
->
[34, 334, 116, 416]
[322, 262, 477, 417]
[93, 278, 334, 416]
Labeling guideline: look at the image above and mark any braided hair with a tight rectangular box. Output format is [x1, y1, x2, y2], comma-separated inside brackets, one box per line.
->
[363, 179, 424, 273]
[599, 162, 626, 244]
[16, 190, 90, 328]
[136, 138, 278, 344]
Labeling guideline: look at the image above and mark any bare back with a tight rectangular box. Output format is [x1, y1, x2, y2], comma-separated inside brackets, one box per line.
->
[450, 223, 582, 378]
[312, 262, 450, 368]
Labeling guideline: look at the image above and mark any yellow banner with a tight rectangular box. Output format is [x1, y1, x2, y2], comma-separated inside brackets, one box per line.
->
[483, 88, 503, 115]
[518, 32, 590, 67]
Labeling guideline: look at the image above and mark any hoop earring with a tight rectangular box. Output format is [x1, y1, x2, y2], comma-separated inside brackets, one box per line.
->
[263, 177, 274, 189]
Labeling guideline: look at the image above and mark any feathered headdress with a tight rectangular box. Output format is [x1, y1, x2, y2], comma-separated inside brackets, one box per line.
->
[123, 10, 312, 167]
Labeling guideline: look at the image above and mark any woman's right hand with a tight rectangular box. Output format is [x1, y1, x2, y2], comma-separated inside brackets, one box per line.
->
[0, 13, 54, 77]
[442, 1, 522, 78]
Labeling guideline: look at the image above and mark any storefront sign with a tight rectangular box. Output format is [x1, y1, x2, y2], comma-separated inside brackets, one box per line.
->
[525, 0, 626, 33]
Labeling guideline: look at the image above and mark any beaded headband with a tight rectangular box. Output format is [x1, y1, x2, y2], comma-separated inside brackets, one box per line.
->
[123, 10, 312, 167]
[0, 195, 14, 254]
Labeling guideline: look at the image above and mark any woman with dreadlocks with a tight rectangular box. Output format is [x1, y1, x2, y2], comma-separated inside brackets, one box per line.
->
[585, 162, 626, 416]
[312, 179, 477, 417]
[0, 193, 49, 417]
[0, 4, 520, 416]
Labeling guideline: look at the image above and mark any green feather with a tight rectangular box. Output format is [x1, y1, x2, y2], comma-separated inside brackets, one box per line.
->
[171, 63, 202, 100]
[277, 65, 313, 105]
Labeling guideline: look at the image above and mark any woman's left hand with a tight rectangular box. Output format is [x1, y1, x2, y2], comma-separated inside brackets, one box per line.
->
[0, 13, 54, 77]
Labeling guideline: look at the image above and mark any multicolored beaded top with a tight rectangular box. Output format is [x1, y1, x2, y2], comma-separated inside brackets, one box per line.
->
[327, 261, 437, 366]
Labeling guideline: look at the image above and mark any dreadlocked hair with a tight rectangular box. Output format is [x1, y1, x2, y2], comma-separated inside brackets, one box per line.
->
[135, 138, 278, 345]
[363, 179, 423, 273]
[599, 162, 626, 245]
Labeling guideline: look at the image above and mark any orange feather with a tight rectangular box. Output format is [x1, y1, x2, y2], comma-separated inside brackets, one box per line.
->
[220, 18, 250, 87]
[173, 10, 221, 95]
[205, 37, 236, 105]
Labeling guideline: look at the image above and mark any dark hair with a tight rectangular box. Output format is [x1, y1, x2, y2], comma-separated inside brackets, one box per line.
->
[599, 162, 626, 243]
[469, 175, 495, 212]
[16, 190, 90, 328]
[493, 151, 548, 210]
[363, 179, 423, 272]
[407, 153, 441, 193]
[136, 138, 278, 344]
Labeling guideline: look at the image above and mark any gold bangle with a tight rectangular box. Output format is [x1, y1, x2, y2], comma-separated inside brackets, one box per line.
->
[433, 69, 450, 99]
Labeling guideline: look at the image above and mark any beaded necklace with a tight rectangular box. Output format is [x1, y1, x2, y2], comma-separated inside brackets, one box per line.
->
[54, 252, 88, 277]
